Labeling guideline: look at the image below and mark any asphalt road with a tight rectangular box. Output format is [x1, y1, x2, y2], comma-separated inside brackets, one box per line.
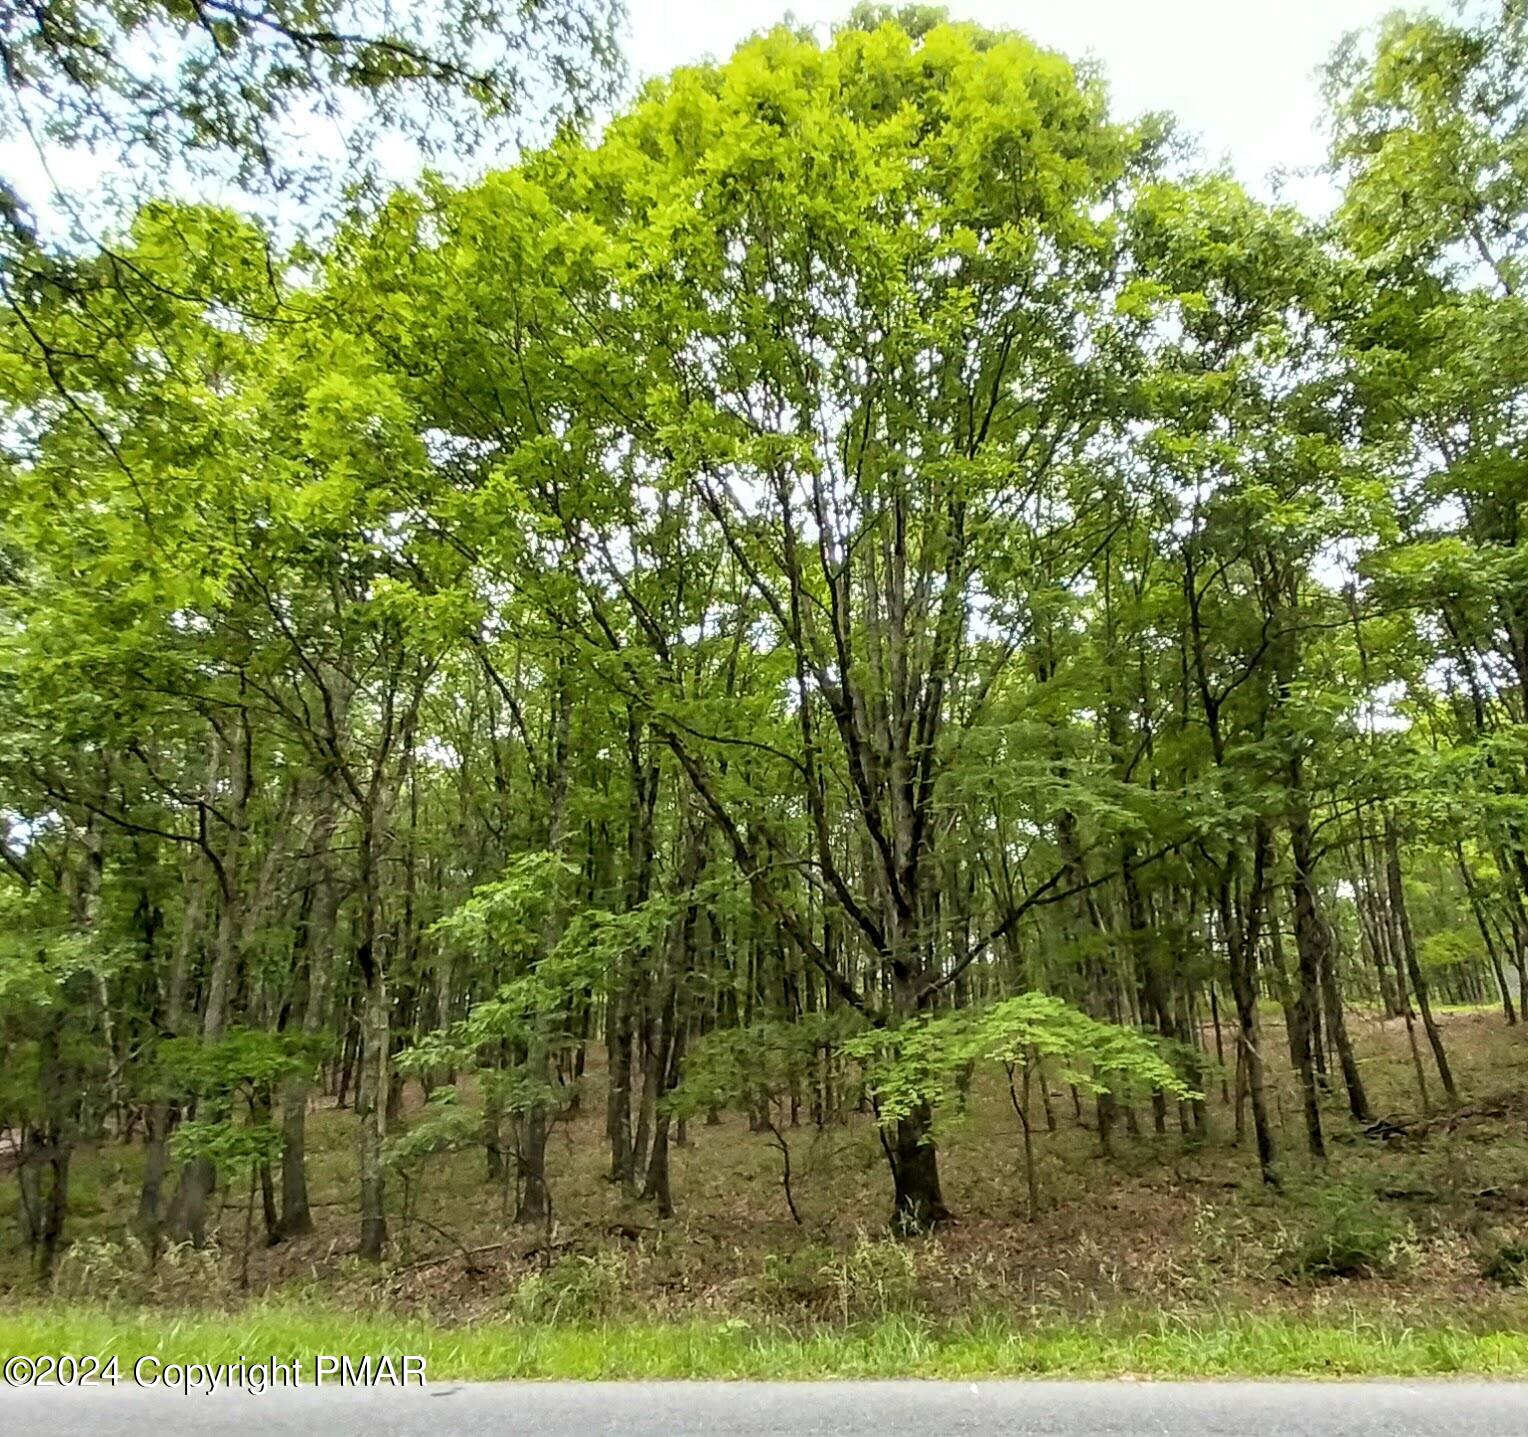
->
[5, 1380, 1528, 1435]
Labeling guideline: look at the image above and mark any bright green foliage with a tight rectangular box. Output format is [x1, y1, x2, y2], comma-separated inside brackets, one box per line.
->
[0, 6, 1526, 1282]
[423, 855, 674, 1064]
[161, 1030, 308, 1180]
[977, 993, 1195, 1103]
[672, 1015, 857, 1125]
[846, 994, 1193, 1129]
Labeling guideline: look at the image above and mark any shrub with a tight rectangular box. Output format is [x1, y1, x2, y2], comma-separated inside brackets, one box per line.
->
[757, 1243, 839, 1314]
[1281, 1184, 1414, 1281]
[509, 1250, 629, 1323]
[829, 1234, 919, 1321]
[1480, 1239, 1528, 1288]
[51, 1235, 226, 1305]
[51, 1236, 145, 1302]
[755, 1235, 919, 1323]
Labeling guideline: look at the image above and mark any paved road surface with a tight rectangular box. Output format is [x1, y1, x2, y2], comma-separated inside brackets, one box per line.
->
[4, 1380, 1526, 1435]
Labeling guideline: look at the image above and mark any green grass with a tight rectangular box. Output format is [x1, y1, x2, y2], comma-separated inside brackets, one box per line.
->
[2, 1305, 1526, 1380]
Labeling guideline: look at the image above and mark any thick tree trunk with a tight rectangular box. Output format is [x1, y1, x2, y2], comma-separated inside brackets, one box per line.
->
[254, 1087, 280, 1245]
[886, 1101, 949, 1235]
[629, 1007, 659, 1185]
[136, 1101, 173, 1249]
[514, 1041, 552, 1227]
[138, 865, 203, 1253]
[276, 1091, 314, 1235]
[19, 977, 80, 1283]
[605, 990, 633, 1188]
[641, 983, 688, 1220]
[18, 1123, 70, 1285]
[643, 1109, 673, 1220]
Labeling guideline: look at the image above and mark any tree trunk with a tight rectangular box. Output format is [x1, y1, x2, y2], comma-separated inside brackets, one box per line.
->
[1288, 798, 1328, 1160]
[605, 990, 634, 1188]
[1319, 926, 1372, 1123]
[169, 723, 250, 1247]
[1218, 828, 1277, 1186]
[886, 1100, 949, 1235]
[1458, 850, 1517, 1025]
[278, 783, 343, 1239]
[356, 948, 389, 1261]
[138, 864, 203, 1252]
[514, 1042, 552, 1227]
[1386, 817, 1458, 1102]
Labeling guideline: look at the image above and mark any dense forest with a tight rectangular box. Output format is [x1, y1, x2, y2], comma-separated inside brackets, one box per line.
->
[1, 1, 1526, 1295]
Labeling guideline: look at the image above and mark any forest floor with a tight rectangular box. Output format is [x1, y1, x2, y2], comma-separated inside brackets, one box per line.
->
[3, 1006, 1527, 1377]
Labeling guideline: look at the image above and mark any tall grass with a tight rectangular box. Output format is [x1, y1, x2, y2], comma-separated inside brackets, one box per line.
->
[2, 1305, 1525, 1379]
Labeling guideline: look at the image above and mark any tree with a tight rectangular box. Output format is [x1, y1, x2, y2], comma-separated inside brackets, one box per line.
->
[344, 14, 1168, 1233]
[0, 0, 623, 213]
[1326, 0, 1525, 1096]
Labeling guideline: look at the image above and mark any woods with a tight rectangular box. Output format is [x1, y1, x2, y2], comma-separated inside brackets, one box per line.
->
[2, 2, 1527, 1294]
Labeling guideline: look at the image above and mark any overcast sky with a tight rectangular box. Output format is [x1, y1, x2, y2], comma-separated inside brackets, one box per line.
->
[0, 1, 1436, 241]
[624, 1, 1433, 209]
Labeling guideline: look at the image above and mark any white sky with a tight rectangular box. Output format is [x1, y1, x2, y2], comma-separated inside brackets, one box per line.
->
[625, 0, 1434, 209]
[0, 1, 1436, 241]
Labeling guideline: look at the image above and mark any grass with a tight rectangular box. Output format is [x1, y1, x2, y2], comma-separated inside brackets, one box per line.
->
[2, 1303, 1527, 1380]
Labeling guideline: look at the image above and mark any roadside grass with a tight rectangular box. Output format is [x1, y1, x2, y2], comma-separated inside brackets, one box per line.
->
[2, 1304, 1526, 1380]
